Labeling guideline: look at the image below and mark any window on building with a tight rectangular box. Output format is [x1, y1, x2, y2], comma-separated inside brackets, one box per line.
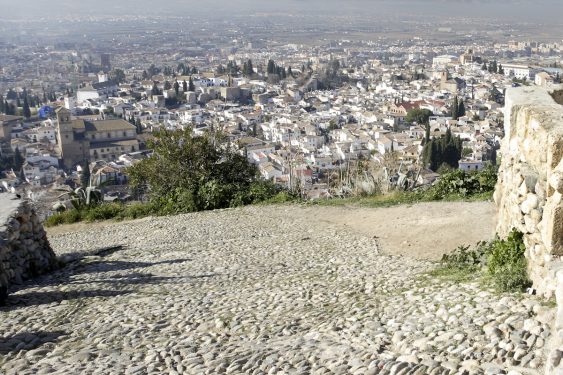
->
[123, 131, 127, 137]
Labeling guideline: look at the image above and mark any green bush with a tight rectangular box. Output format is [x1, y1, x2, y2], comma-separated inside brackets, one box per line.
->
[487, 230, 531, 292]
[436, 229, 531, 293]
[82, 203, 124, 222]
[44, 209, 83, 227]
[119, 202, 157, 220]
[423, 165, 498, 200]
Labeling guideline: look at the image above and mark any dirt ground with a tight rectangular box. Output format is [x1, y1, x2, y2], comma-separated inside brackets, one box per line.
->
[293, 201, 497, 260]
[46, 201, 497, 261]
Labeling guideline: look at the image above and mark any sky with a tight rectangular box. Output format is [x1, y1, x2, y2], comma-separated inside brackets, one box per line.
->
[0, 0, 562, 23]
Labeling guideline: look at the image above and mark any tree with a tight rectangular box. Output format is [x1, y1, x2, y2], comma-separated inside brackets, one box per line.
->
[0, 96, 4, 114]
[164, 81, 172, 91]
[6, 89, 17, 100]
[242, 61, 248, 77]
[422, 129, 463, 171]
[23, 95, 31, 119]
[498, 64, 504, 75]
[151, 82, 161, 96]
[80, 160, 91, 188]
[267, 60, 276, 75]
[110, 69, 126, 84]
[173, 81, 180, 96]
[183, 80, 188, 92]
[482, 62, 487, 71]
[405, 108, 433, 125]
[458, 99, 466, 117]
[135, 118, 142, 134]
[13, 147, 24, 171]
[425, 123, 430, 143]
[188, 76, 195, 92]
[127, 128, 271, 212]
[287, 66, 293, 78]
[451, 96, 459, 120]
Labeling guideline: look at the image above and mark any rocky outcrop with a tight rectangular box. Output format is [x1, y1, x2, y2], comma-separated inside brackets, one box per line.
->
[0, 194, 58, 303]
[495, 85, 563, 374]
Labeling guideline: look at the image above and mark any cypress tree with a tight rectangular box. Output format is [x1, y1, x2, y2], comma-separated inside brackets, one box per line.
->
[13, 147, 24, 171]
[0, 96, 4, 114]
[174, 81, 180, 96]
[183, 80, 188, 92]
[267, 60, 275, 75]
[458, 99, 466, 117]
[188, 76, 195, 92]
[80, 160, 91, 188]
[425, 123, 430, 143]
[451, 96, 459, 120]
[23, 95, 31, 119]
[242, 62, 248, 77]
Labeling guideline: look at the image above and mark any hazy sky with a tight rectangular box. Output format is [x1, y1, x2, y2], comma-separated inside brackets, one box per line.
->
[1, 0, 562, 23]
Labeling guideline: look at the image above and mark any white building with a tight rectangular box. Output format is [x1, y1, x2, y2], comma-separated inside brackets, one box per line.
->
[503, 64, 536, 81]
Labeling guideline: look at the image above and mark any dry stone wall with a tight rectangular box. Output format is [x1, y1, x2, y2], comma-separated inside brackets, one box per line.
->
[494, 85, 563, 374]
[0, 194, 58, 303]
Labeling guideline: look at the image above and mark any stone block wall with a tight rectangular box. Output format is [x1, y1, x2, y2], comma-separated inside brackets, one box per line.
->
[0, 194, 58, 303]
[494, 85, 563, 374]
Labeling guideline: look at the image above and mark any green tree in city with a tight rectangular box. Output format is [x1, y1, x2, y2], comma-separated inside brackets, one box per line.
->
[13, 147, 24, 171]
[451, 96, 459, 120]
[151, 82, 161, 96]
[188, 76, 195, 92]
[23, 95, 31, 119]
[458, 98, 466, 117]
[183, 80, 188, 92]
[405, 108, 433, 125]
[174, 81, 180, 96]
[422, 128, 463, 171]
[110, 69, 126, 84]
[80, 160, 91, 188]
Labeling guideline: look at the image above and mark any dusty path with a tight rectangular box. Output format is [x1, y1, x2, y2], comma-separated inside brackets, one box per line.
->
[287, 201, 497, 260]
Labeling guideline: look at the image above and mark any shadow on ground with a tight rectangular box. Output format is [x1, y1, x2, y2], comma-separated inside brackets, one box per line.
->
[1, 289, 133, 310]
[0, 331, 66, 355]
[1, 243, 209, 311]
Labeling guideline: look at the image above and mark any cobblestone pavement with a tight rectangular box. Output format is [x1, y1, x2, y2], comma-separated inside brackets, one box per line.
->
[0, 205, 553, 375]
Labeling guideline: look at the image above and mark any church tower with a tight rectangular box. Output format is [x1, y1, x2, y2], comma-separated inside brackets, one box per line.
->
[55, 107, 88, 169]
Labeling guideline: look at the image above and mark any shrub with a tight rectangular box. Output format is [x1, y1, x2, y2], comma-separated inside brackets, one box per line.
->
[82, 203, 124, 222]
[436, 229, 531, 293]
[423, 165, 498, 200]
[487, 230, 531, 292]
[44, 209, 83, 227]
[119, 202, 157, 220]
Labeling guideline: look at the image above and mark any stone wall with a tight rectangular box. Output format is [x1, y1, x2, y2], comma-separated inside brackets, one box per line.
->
[0, 194, 58, 303]
[494, 85, 563, 374]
